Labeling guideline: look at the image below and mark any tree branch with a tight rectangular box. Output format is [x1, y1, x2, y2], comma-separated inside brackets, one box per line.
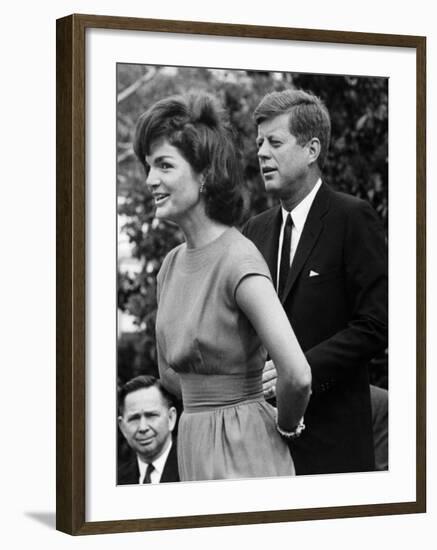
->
[117, 68, 158, 103]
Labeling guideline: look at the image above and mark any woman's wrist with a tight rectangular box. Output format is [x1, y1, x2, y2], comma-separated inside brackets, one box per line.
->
[275, 412, 306, 439]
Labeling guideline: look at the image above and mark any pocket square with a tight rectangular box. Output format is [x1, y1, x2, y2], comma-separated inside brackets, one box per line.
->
[309, 270, 319, 277]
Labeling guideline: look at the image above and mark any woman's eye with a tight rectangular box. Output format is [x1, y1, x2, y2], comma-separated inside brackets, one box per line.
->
[160, 162, 172, 170]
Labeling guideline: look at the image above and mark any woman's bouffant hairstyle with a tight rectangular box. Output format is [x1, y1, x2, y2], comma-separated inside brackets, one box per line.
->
[254, 89, 331, 169]
[134, 92, 243, 225]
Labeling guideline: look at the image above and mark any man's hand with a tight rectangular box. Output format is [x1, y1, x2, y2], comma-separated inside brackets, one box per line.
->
[262, 360, 277, 399]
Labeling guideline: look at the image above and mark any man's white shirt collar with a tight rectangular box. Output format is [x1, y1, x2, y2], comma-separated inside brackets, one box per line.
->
[281, 178, 322, 229]
[276, 178, 322, 289]
[137, 438, 173, 484]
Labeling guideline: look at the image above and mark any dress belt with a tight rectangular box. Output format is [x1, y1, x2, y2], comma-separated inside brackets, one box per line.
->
[179, 372, 264, 413]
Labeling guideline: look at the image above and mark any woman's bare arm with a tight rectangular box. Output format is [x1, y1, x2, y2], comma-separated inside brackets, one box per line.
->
[235, 274, 312, 431]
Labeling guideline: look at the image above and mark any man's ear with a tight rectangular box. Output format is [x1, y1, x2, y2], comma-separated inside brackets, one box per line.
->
[307, 137, 321, 166]
[168, 406, 177, 432]
[118, 416, 126, 438]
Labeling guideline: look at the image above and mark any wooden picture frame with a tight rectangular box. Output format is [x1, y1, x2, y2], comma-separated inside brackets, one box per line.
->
[56, 13, 426, 535]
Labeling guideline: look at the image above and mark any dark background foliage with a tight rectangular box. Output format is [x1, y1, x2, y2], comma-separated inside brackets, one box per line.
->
[117, 64, 388, 393]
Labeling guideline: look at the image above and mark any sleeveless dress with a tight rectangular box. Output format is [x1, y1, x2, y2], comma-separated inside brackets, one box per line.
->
[156, 227, 295, 481]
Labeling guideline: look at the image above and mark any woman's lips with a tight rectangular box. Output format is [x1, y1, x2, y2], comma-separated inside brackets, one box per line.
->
[154, 193, 169, 204]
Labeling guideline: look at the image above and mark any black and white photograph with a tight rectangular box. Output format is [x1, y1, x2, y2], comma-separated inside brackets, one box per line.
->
[54, 13, 424, 535]
[2, 0, 434, 546]
[116, 63, 389, 485]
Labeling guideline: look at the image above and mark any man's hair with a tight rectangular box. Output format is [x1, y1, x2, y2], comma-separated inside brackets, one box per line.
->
[118, 375, 175, 415]
[254, 89, 331, 169]
[134, 91, 243, 225]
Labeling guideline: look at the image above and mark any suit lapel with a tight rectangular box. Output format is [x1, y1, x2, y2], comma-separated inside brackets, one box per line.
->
[118, 455, 140, 484]
[161, 442, 179, 482]
[256, 206, 282, 283]
[281, 184, 331, 302]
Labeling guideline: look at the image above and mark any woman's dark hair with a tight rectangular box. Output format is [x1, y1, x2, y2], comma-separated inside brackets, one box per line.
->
[134, 92, 243, 225]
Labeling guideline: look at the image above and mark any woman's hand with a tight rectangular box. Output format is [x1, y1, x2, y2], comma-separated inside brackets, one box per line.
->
[263, 360, 277, 399]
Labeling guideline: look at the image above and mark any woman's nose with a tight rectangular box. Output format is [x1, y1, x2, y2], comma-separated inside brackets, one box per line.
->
[146, 169, 156, 187]
[146, 165, 162, 187]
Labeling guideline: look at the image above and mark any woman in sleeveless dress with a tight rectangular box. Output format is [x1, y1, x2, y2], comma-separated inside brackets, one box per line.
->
[133, 92, 312, 481]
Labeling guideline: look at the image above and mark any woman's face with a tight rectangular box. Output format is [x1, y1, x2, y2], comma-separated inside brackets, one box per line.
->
[145, 140, 204, 224]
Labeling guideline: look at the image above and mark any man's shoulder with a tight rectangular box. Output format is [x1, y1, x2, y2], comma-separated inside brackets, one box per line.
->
[242, 205, 280, 236]
[161, 441, 180, 483]
[324, 185, 385, 242]
[117, 455, 138, 485]
[247, 204, 279, 224]
[327, 184, 375, 213]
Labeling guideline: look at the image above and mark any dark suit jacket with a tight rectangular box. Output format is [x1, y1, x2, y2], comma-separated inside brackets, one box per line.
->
[243, 183, 388, 475]
[117, 442, 180, 484]
[370, 384, 389, 471]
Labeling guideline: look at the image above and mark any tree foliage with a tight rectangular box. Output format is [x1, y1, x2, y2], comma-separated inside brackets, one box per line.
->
[117, 65, 388, 388]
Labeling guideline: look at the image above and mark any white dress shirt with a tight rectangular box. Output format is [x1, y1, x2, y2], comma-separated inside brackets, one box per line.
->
[276, 178, 322, 290]
[137, 438, 173, 484]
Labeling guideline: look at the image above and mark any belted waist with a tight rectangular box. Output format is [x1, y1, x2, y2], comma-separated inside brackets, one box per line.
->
[179, 372, 264, 413]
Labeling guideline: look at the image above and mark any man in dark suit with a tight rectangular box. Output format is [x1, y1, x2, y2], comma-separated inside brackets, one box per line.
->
[118, 375, 179, 484]
[243, 89, 388, 475]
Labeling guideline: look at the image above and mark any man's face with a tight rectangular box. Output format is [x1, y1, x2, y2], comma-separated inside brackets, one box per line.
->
[256, 113, 311, 201]
[118, 386, 176, 463]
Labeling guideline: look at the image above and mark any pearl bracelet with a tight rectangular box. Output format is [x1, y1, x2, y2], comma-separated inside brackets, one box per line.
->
[275, 413, 306, 439]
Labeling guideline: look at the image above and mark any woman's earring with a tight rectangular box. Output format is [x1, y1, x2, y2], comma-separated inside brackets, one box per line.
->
[199, 181, 205, 194]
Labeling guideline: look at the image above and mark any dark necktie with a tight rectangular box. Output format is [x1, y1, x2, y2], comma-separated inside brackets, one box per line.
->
[142, 463, 155, 484]
[278, 213, 293, 299]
